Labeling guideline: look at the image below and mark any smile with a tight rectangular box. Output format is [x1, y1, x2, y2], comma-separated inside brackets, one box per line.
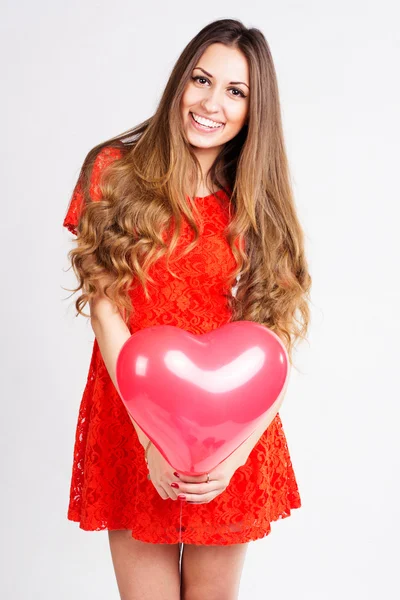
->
[190, 112, 225, 132]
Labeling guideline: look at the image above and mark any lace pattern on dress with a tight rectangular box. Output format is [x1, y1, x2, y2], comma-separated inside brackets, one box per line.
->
[64, 146, 301, 545]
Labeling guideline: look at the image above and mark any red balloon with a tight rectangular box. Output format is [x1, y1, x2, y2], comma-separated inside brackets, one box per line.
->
[116, 321, 289, 476]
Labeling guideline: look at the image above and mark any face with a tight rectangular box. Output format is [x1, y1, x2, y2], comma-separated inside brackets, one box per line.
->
[181, 43, 250, 155]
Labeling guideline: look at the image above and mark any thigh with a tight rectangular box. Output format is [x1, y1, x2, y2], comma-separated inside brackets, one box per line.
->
[108, 529, 181, 600]
[180, 541, 249, 600]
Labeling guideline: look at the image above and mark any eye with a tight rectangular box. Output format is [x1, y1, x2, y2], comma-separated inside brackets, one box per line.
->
[229, 88, 247, 98]
[191, 75, 210, 86]
[191, 76, 247, 98]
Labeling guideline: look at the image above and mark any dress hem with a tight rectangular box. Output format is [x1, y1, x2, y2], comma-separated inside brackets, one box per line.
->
[67, 500, 301, 546]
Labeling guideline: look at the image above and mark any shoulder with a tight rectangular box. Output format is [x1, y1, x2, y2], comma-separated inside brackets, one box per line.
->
[93, 145, 124, 169]
[90, 145, 124, 200]
[63, 145, 124, 235]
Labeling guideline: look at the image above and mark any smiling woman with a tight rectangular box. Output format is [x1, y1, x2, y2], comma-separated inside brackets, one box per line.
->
[63, 16, 311, 600]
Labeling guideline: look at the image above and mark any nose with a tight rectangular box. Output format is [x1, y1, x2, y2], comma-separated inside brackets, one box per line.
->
[200, 87, 222, 115]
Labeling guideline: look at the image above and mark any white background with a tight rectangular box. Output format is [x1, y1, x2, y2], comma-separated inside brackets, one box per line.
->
[1, 1, 399, 598]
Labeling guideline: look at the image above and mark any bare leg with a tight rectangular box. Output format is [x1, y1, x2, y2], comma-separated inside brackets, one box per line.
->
[180, 542, 249, 600]
[108, 530, 181, 600]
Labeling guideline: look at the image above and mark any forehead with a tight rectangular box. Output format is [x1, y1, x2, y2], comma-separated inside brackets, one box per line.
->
[195, 43, 249, 83]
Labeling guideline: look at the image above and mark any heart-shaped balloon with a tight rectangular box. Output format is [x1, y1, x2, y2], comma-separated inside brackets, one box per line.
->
[116, 321, 289, 475]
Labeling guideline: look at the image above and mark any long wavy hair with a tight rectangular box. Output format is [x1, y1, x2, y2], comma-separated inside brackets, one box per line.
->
[64, 18, 312, 363]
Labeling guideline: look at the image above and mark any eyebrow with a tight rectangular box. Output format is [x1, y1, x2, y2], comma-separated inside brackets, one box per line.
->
[193, 66, 250, 90]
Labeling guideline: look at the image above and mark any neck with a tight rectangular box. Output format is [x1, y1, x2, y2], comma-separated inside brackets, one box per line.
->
[190, 144, 224, 196]
[192, 145, 221, 176]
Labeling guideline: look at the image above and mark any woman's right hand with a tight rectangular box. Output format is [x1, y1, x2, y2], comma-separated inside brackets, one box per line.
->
[146, 443, 181, 501]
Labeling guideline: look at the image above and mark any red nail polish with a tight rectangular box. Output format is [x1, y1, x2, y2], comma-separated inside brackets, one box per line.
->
[174, 471, 181, 478]
[178, 494, 186, 500]
[171, 482, 179, 488]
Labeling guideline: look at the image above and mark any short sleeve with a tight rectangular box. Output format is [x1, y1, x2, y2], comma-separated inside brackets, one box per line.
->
[63, 146, 123, 236]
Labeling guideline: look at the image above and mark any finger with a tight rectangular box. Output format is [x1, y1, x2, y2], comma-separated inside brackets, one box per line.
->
[172, 482, 217, 496]
[177, 483, 225, 501]
[149, 471, 180, 500]
[167, 484, 180, 500]
[160, 483, 178, 500]
[184, 491, 218, 503]
[174, 472, 211, 483]
[165, 476, 187, 500]
[155, 485, 169, 500]
[152, 480, 176, 500]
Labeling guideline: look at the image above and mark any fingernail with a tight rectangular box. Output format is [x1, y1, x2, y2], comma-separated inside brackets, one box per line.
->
[178, 494, 186, 500]
[174, 471, 181, 478]
[170, 482, 179, 488]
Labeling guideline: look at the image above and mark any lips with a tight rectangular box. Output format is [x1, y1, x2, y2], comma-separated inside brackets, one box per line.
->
[189, 112, 225, 133]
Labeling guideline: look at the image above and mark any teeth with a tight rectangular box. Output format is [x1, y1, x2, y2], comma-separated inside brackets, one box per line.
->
[192, 113, 223, 128]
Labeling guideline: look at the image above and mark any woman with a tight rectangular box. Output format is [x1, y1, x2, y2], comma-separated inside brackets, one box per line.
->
[63, 18, 311, 600]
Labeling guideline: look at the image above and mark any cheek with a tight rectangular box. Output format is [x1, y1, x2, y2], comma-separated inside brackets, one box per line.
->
[181, 87, 200, 111]
[227, 105, 248, 128]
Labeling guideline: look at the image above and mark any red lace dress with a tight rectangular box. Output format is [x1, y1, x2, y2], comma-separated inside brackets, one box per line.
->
[63, 146, 302, 545]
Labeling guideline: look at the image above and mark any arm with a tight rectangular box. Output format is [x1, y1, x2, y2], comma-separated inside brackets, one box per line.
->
[88, 274, 150, 450]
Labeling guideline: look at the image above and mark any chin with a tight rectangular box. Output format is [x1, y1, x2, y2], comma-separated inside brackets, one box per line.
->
[189, 137, 223, 150]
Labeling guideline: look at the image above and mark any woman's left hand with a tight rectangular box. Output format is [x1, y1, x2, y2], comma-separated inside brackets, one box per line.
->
[171, 448, 247, 504]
